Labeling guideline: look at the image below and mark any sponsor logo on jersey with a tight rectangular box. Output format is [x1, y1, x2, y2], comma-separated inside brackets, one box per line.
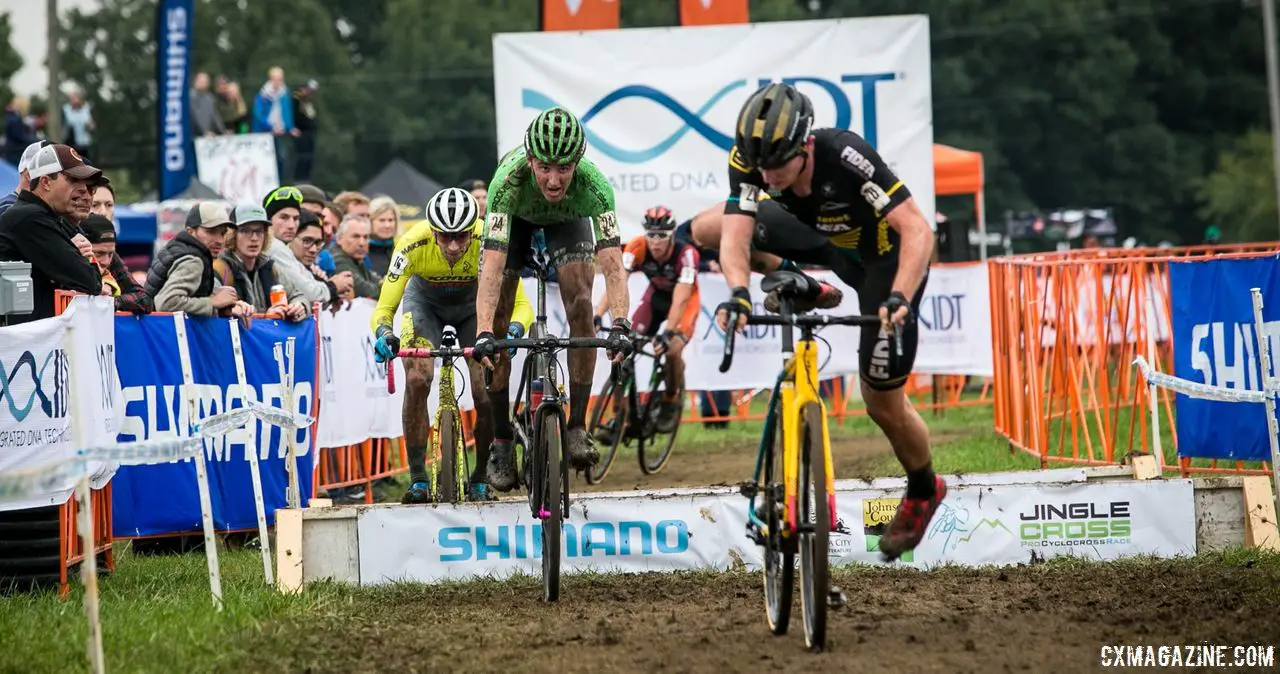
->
[815, 214, 854, 233]
[861, 182, 891, 211]
[820, 182, 836, 197]
[819, 202, 851, 212]
[840, 146, 876, 179]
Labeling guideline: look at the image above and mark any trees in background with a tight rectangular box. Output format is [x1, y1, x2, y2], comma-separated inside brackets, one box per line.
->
[23, 0, 1276, 243]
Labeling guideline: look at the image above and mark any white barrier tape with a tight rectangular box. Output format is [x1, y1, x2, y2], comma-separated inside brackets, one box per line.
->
[248, 399, 314, 430]
[195, 408, 255, 438]
[1133, 356, 1269, 404]
[76, 437, 204, 464]
[0, 460, 84, 501]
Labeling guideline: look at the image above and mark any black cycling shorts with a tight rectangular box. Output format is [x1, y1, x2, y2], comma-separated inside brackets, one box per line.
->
[400, 277, 477, 349]
[501, 217, 597, 276]
[751, 200, 926, 391]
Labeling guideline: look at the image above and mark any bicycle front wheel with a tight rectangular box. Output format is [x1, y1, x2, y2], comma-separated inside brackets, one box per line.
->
[585, 376, 624, 484]
[436, 409, 460, 503]
[762, 404, 793, 635]
[534, 408, 563, 603]
[797, 402, 830, 652]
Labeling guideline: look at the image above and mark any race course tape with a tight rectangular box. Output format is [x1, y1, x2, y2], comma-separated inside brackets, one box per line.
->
[0, 402, 312, 503]
[1133, 356, 1268, 404]
[354, 476, 1199, 585]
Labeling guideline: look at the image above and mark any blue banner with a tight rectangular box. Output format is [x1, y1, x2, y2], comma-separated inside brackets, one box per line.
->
[1169, 255, 1280, 461]
[156, 0, 195, 200]
[111, 315, 316, 537]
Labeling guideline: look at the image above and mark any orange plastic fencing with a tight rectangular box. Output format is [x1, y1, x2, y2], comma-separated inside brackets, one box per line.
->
[988, 244, 1280, 476]
[52, 291, 115, 596]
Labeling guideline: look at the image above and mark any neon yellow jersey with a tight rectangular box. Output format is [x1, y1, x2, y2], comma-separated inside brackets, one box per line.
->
[371, 218, 534, 333]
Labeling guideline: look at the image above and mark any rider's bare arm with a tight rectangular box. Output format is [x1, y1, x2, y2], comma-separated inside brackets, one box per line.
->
[666, 245, 699, 334]
[885, 197, 933, 300]
[720, 212, 754, 290]
[598, 246, 630, 322]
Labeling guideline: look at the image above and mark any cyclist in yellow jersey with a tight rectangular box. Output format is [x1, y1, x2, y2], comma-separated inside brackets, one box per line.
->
[371, 187, 534, 503]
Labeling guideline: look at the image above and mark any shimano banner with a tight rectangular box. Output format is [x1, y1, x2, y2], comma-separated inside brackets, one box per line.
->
[111, 315, 317, 537]
[156, 0, 195, 200]
[1169, 256, 1280, 461]
[493, 16, 934, 239]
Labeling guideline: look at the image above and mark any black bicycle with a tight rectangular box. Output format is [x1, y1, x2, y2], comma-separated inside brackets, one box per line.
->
[585, 332, 681, 484]
[485, 250, 616, 602]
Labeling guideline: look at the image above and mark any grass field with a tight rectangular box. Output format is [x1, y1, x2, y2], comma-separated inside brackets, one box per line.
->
[4, 401, 1274, 673]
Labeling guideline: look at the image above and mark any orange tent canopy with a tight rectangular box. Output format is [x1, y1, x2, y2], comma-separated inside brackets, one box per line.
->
[934, 144, 983, 196]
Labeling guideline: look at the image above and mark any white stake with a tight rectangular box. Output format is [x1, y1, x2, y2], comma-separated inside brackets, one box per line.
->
[1249, 288, 1280, 519]
[173, 313, 223, 611]
[65, 320, 105, 674]
[228, 320, 273, 585]
[274, 341, 301, 510]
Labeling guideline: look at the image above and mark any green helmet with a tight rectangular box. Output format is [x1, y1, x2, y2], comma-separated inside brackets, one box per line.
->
[524, 106, 586, 164]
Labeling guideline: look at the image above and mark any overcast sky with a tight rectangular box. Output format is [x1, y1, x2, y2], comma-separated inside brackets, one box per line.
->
[5, 0, 101, 97]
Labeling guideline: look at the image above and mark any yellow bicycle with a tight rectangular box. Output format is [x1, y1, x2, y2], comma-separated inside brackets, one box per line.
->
[386, 326, 469, 503]
[720, 270, 900, 652]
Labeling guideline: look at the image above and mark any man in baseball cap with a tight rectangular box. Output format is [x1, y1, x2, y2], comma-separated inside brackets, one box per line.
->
[0, 140, 53, 217]
[0, 143, 107, 323]
[145, 201, 251, 319]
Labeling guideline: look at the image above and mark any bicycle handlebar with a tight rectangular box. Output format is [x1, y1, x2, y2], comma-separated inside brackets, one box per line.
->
[388, 336, 623, 393]
[718, 312, 904, 373]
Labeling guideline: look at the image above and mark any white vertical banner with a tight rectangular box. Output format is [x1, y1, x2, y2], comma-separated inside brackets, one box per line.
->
[493, 16, 935, 240]
[194, 133, 280, 204]
[66, 296, 122, 487]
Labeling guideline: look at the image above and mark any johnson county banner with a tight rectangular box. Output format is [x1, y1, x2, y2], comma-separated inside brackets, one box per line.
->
[111, 315, 317, 536]
[1169, 255, 1280, 461]
[493, 16, 935, 240]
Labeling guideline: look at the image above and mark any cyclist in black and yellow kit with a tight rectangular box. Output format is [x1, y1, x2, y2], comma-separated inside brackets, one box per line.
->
[703, 82, 945, 561]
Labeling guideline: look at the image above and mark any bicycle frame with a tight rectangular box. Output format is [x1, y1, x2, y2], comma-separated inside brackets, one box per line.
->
[747, 327, 837, 536]
[430, 340, 468, 499]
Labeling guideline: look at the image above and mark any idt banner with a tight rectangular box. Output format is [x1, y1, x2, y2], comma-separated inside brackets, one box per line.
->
[1169, 256, 1280, 461]
[111, 315, 317, 537]
[156, 0, 195, 200]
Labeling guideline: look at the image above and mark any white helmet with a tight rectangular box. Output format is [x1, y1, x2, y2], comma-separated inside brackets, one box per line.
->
[426, 187, 479, 234]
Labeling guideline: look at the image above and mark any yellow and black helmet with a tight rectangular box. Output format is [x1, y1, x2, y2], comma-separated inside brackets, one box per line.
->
[733, 83, 814, 170]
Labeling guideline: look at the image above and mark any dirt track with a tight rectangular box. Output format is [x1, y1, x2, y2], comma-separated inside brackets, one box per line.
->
[240, 560, 1280, 673]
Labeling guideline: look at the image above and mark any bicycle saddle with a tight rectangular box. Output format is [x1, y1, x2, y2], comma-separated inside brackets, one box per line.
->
[760, 270, 821, 300]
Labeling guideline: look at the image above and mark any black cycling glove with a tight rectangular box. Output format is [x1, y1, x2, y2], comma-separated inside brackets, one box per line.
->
[879, 291, 912, 323]
[607, 318, 633, 359]
[473, 331, 499, 361]
[716, 286, 752, 324]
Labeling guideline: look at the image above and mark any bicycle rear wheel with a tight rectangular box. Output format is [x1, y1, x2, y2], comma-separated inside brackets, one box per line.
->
[436, 409, 459, 503]
[585, 376, 625, 484]
[797, 403, 830, 652]
[762, 405, 793, 635]
[638, 373, 680, 475]
[534, 407, 563, 602]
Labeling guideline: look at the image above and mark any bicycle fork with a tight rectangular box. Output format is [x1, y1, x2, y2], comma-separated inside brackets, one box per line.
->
[742, 373, 786, 543]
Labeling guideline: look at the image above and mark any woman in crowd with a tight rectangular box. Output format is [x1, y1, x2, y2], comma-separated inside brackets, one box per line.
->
[3, 97, 35, 167]
[366, 195, 400, 276]
[213, 204, 310, 320]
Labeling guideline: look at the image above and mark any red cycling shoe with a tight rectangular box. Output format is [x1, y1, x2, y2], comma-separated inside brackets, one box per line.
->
[878, 475, 948, 562]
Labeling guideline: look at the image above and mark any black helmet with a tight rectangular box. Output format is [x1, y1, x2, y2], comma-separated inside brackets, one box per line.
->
[733, 82, 814, 170]
[642, 205, 676, 232]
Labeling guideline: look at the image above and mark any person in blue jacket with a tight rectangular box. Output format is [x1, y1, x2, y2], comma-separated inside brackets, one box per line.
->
[252, 67, 296, 183]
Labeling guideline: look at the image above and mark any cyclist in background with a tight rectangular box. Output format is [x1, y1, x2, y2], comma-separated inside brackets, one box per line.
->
[371, 187, 533, 503]
[472, 106, 633, 492]
[593, 205, 699, 434]
[712, 82, 943, 561]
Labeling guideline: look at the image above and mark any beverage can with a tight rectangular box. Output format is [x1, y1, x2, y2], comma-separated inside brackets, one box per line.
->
[270, 285, 287, 306]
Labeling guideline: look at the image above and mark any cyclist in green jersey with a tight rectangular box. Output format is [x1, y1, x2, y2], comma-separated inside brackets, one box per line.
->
[472, 106, 633, 492]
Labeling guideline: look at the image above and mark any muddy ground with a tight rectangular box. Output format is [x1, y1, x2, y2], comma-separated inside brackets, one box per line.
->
[238, 560, 1280, 673]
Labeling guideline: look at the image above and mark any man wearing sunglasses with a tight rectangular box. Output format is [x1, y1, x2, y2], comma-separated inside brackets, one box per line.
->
[593, 206, 699, 434]
[711, 82, 943, 564]
[263, 185, 354, 306]
[370, 187, 534, 503]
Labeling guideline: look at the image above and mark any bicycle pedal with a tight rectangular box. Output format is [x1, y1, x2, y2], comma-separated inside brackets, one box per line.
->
[737, 481, 759, 498]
